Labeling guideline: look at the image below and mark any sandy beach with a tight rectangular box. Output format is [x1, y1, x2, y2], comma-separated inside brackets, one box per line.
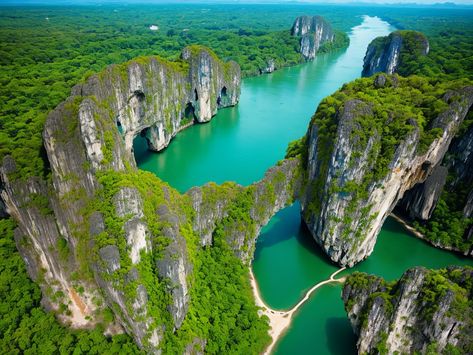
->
[249, 267, 346, 354]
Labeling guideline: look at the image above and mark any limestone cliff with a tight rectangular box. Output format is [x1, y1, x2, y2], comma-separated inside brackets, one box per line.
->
[72, 45, 240, 158]
[301, 74, 473, 266]
[188, 158, 301, 263]
[291, 15, 334, 60]
[397, 115, 473, 254]
[342, 267, 473, 354]
[397, 165, 448, 220]
[362, 30, 429, 77]
[0, 45, 302, 352]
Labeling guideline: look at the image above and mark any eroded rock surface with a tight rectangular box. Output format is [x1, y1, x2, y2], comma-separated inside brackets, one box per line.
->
[343, 267, 473, 354]
[291, 15, 334, 60]
[301, 75, 473, 266]
[362, 30, 429, 77]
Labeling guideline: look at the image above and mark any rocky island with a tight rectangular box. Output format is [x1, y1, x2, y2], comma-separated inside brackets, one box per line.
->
[291, 15, 335, 60]
[343, 266, 473, 354]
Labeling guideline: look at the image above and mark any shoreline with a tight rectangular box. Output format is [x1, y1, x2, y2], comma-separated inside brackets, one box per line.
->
[389, 213, 470, 257]
[249, 267, 346, 355]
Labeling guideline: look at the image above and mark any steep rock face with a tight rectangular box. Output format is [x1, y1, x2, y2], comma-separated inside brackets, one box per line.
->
[259, 58, 276, 74]
[72, 45, 240, 158]
[362, 31, 429, 77]
[0, 46, 241, 351]
[397, 122, 473, 220]
[397, 116, 473, 253]
[445, 122, 473, 188]
[342, 267, 473, 354]
[301, 75, 473, 266]
[397, 165, 448, 220]
[291, 15, 334, 60]
[188, 158, 302, 263]
[0, 43, 304, 351]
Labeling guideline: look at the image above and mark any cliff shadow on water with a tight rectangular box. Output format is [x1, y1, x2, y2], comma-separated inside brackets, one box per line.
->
[253, 202, 337, 267]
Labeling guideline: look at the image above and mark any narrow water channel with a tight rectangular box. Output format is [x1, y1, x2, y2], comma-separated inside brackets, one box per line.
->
[134, 15, 473, 354]
[135, 15, 394, 192]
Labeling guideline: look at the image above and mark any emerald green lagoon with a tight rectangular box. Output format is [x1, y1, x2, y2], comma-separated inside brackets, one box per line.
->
[135, 15, 473, 354]
[258, 204, 473, 354]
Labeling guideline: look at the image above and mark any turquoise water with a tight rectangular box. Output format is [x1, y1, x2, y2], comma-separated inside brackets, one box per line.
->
[135, 15, 472, 354]
[255, 204, 473, 354]
[135, 16, 395, 193]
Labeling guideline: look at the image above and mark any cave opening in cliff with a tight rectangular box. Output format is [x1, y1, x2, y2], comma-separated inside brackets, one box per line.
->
[217, 86, 227, 107]
[184, 102, 196, 123]
[194, 89, 198, 101]
[132, 128, 151, 165]
[133, 89, 145, 102]
[116, 119, 123, 134]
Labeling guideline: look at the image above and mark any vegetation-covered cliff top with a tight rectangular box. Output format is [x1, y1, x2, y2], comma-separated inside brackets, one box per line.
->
[343, 267, 473, 354]
[311, 74, 470, 182]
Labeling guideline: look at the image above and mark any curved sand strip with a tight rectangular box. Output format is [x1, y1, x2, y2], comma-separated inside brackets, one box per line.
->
[249, 267, 346, 354]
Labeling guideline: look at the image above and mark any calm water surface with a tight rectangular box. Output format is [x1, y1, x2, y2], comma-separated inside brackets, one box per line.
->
[135, 16, 473, 354]
[135, 15, 394, 193]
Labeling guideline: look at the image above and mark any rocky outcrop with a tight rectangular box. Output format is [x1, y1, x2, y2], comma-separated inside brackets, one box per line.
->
[259, 58, 276, 74]
[396, 115, 473, 253]
[71, 45, 240, 159]
[301, 75, 473, 266]
[291, 15, 334, 60]
[342, 267, 473, 354]
[445, 122, 473, 188]
[397, 165, 448, 220]
[0, 46, 242, 351]
[362, 30, 429, 77]
[398, 122, 473, 220]
[188, 158, 302, 263]
[0, 43, 304, 352]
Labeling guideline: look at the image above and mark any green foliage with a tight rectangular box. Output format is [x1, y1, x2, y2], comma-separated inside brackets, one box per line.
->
[0, 218, 142, 354]
[345, 267, 473, 354]
[379, 8, 473, 81]
[305, 74, 466, 228]
[414, 196, 473, 253]
[163, 240, 270, 353]
[0, 4, 352, 181]
[88, 168, 269, 352]
[285, 136, 307, 160]
[318, 30, 350, 54]
[23, 192, 53, 216]
[413, 109, 473, 253]
[396, 30, 430, 77]
[418, 267, 472, 353]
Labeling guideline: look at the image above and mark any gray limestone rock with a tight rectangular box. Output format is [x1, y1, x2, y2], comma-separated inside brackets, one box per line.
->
[302, 84, 473, 266]
[398, 165, 448, 220]
[362, 31, 429, 77]
[342, 267, 473, 354]
[291, 15, 334, 60]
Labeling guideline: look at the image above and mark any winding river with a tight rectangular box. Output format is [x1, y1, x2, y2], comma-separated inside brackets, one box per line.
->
[135, 16, 473, 354]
